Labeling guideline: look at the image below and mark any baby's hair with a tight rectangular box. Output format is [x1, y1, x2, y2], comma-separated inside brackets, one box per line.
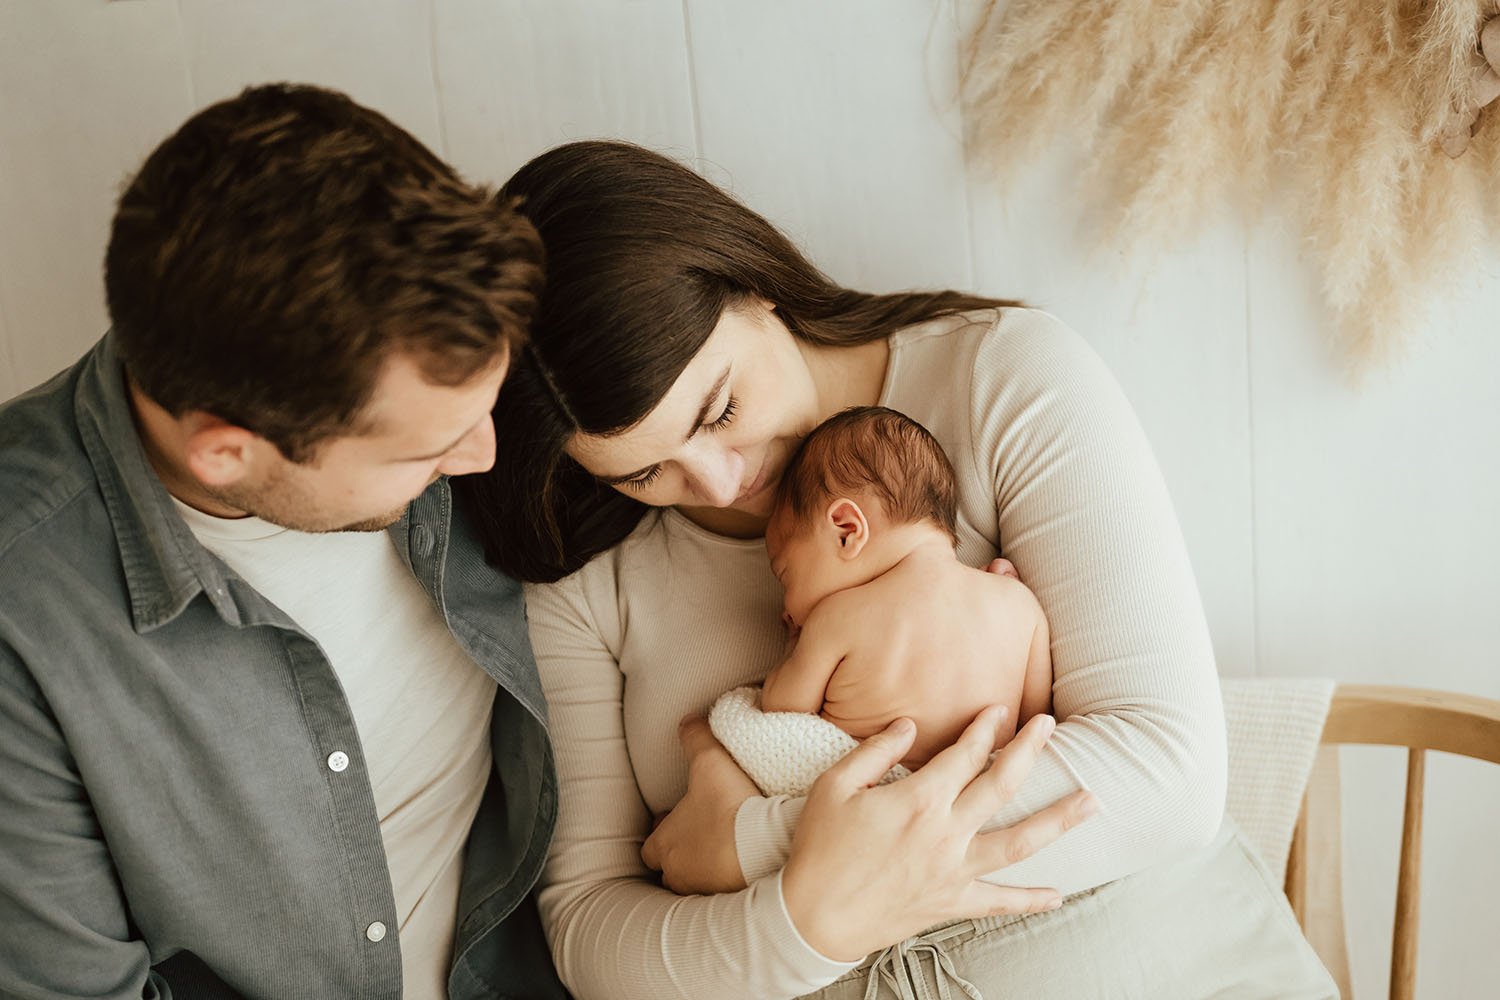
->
[772, 406, 959, 544]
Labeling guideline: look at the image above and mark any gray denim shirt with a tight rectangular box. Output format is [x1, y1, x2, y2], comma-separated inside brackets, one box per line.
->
[0, 333, 567, 999]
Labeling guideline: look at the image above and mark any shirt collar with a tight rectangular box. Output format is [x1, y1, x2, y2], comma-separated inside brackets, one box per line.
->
[72, 332, 248, 632]
[73, 331, 446, 634]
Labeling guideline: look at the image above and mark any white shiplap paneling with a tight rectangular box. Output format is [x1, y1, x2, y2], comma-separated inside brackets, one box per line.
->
[175, 0, 444, 154]
[684, 0, 973, 295]
[1247, 212, 1500, 693]
[0, 0, 194, 389]
[1247, 206, 1500, 1000]
[433, 0, 698, 188]
[964, 150, 1259, 676]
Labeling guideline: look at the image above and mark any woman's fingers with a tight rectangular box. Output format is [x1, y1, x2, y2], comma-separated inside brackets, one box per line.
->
[818, 716, 918, 796]
[783, 710, 1095, 961]
[952, 712, 1054, 824]
[968, 788, 1098, 874]
[961, 883, 1063, 917]
[906, 705, 1010, 802]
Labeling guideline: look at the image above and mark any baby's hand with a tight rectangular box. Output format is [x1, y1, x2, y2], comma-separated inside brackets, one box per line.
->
[986, 557, 1019, 579]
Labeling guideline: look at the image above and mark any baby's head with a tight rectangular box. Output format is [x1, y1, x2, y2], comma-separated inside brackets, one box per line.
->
[765, 406, 958, 627]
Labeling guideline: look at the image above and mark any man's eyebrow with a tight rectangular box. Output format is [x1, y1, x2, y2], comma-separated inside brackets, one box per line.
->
[595, 367, 731, 485]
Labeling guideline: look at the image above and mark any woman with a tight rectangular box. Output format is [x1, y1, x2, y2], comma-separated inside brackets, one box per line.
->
[456, 141, 1335, 999]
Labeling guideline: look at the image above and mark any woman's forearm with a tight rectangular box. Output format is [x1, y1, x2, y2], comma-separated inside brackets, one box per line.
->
[540, 871, 850, 1000]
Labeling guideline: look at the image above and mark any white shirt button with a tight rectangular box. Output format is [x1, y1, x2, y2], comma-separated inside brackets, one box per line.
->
[366, 921, 387, 943]
[327, 751, 350, 772]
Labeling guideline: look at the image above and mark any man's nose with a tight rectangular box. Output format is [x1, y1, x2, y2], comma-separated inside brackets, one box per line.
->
[437, 418, 497, 477]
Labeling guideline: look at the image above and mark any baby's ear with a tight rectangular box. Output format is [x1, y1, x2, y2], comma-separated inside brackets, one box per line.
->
[825, 498, 869, 560]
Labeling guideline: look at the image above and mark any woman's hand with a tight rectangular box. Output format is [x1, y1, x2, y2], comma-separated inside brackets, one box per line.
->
[780, 707, 1097, 962]
[641, 716, 759, 894]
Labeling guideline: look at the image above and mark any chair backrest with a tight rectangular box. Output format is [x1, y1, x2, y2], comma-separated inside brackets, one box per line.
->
[1284, 685, 1500, 999]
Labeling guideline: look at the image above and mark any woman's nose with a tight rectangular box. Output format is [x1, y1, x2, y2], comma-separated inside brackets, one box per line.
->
[689, 448, 745, 507]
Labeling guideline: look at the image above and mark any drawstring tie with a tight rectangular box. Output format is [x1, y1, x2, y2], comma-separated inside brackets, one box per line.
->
[861, 923, 983, 1000]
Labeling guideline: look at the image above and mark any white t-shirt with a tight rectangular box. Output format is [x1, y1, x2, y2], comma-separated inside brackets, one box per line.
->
[175, 502, 496, 1000]
[523, 308, 1228, 1000]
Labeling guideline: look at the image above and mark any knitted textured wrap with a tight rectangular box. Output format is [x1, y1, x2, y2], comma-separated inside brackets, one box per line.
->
[707, 686, 911, 797]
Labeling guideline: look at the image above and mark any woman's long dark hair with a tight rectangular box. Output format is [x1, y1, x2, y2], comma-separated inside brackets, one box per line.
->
[454, 141, 1016, 583]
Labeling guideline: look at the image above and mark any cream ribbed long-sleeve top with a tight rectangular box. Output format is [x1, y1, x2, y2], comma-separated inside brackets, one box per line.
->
[522, 309, 1227, 1000]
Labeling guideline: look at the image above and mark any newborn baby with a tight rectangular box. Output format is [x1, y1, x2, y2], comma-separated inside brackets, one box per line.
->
[710, 406, 1052, 793]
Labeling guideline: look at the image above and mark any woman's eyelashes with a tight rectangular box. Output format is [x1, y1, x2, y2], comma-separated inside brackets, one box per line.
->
[621, 466, 663, 492]
[619, 394, 739, 493]
[706, 394, 739, 432]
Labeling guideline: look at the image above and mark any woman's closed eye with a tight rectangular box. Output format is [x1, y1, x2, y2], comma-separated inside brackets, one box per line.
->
[618, 395, 738, 492]
[621, 466, 663, 492]
[705, 394, 738, 432]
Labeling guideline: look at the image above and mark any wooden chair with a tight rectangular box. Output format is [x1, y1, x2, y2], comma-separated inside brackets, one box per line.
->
[1283, 685, 1500, 999]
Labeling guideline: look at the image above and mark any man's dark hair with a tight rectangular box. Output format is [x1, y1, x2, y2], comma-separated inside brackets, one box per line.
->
[771, 406, 960, 545]
[105, 82, 543, 461]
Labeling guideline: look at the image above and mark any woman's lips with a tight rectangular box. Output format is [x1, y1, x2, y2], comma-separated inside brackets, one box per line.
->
[736, 454, 773, 504]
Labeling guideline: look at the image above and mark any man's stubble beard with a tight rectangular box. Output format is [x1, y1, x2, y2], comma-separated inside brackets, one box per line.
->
[205, 465, 410, 534]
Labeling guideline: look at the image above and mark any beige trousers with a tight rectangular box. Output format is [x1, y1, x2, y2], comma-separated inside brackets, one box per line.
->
[805, 818, 1337, 1000]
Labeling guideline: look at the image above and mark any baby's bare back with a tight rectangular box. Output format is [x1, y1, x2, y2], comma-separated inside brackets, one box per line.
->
[818, 559, 1046, 767]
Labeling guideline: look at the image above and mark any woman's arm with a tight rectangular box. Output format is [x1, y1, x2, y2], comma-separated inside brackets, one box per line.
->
[725, 310, 1226, 895]
[525, 565, 1090, 999]
[524, 572, 852, 1000]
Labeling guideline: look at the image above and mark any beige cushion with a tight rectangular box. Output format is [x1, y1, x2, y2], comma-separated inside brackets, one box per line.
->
[1222, 677, 1336, 883]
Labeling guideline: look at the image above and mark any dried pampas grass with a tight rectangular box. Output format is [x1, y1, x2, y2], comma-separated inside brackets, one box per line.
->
[963, 0, 1499, 369]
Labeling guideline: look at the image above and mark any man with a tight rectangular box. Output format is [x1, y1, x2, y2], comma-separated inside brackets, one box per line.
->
[0, 83, 566, 999]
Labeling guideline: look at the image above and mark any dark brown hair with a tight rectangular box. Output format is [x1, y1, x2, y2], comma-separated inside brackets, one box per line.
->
[106, 82, 543, 461]
[771, 406, 959, 545]
[455, 140, 1014, 582]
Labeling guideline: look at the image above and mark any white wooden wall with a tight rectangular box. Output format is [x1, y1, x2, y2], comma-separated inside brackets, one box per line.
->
[2, 2, 1496, 996]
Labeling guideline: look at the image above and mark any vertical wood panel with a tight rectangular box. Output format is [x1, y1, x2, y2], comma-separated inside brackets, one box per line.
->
[954, 26, 1258, 673]
[685, 0, 973, 294]
[1248, 202, 1500, 999]
[176, 0, 444, 154]
[434, 0, 698, 187]
[0, 0, 194, 389]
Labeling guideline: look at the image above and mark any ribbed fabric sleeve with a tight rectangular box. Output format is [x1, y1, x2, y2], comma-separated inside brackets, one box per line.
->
[524, 568, 857, 1000]
[735, 795, 804, 884]
[523, 308, 1229, 997]
[735, 309, 1228, 894]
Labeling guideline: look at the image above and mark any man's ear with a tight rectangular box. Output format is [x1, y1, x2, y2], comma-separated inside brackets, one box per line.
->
[825, 498, 869, 560]
[181, 414, 261, 488]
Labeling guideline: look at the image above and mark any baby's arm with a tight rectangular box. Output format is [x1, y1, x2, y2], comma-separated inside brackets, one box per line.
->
[1018, 605, 1053, 727]
[991, 559, 1051, 726]
[760, 615, 847, 714]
